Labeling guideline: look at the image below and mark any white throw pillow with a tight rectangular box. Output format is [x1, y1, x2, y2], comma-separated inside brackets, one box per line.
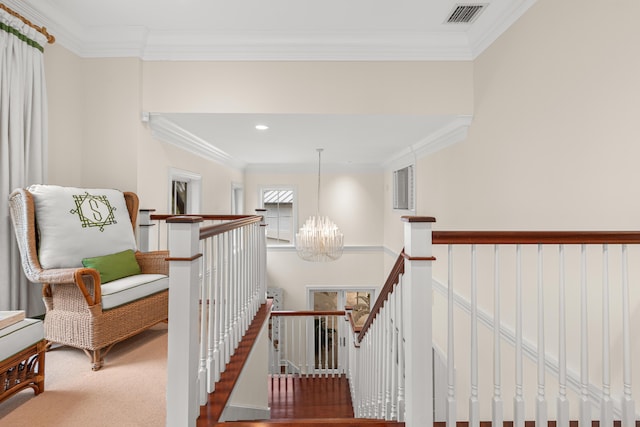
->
[29, 185, 137, 269]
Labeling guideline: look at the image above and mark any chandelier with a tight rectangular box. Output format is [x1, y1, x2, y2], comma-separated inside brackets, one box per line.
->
[296, 149, 344, 262]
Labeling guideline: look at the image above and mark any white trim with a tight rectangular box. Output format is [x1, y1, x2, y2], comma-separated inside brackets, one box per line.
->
[219, 405, 271, 422]
[383, 115, 473, 168]
[468, 0, 539, 58]
[168, 168, 202, 214]
[231, 182, 244, 215]
[3, 0, 536, 61]
[245, 163, 383, 174]
[149, 114, 246, 170]
[259, 185, 298, 247]
[267, 245, 384, 253]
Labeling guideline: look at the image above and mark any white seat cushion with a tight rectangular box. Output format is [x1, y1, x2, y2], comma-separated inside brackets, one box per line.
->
[0, 319, 44, 361]
[28, 185, 137, 269]
[101, 274, 169, 310]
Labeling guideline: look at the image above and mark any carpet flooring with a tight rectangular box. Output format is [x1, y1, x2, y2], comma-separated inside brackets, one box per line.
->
[0, 323, 168, 427]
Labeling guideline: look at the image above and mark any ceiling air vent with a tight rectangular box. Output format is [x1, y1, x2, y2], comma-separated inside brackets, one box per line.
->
[446, 4, 487, 24]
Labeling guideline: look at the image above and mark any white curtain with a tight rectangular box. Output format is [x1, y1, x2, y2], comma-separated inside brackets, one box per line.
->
[0, 9, 48, 315]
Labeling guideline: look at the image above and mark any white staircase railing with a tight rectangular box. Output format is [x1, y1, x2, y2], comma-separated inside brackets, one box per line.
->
[347, 216, 436, 425]
[269, 310, 348, 378]
[147, 213, 267, 427]
[431, 231, 640, 427]
[348, 219, 640, 427]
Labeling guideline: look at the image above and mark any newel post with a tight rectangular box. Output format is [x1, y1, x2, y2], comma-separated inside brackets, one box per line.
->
[402, 216, 436, 427]
[138, 208, 155, 252]
[166, 216, 203, 427]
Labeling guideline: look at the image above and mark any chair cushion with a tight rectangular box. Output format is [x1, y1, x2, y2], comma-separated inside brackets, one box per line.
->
[101, 274, 169, 310]
[82, 249, 142, 284]
[28, 185, 137, 269]
[0, 319, 44, 361]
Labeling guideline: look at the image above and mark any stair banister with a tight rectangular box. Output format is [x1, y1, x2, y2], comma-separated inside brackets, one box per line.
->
[166, 215, 203, 427]
[401, 216, 436, 426]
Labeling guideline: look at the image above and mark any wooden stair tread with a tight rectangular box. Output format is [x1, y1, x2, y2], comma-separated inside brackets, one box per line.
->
[216, 419, 404, 426]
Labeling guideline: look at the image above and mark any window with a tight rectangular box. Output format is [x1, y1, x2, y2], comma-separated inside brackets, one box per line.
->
[393, 164, 415, 211]
[260, 187, 296, 246]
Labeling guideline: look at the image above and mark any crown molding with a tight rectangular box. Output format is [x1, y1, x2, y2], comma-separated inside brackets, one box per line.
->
[245, 163, 383, 174]
[148, 114, 246, 170]
[469, 0, 538, 58]
[140, 30, 473, 61]
[5, 0, 536, 61]
[383, 115, 473, 169]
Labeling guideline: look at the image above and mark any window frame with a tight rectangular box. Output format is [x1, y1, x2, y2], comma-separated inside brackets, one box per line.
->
[259, 185, 298, 247]
[168, 168, 202, 214]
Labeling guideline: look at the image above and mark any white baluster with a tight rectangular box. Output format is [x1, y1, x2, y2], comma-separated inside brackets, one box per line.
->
[579, 244, 591, 426]
[207, 236, 220, 393]
[397, 278, 405, 422]
[390, 285, 398, 421]
[536, 243, 547, 426]
[198, 242, 208, 405]
[216, 235, 225, 378]
[224, 232, 232, 364]
[557, 245, 570, 427]
[621, 244, 636, 427]
[447, 245, 457, 427]
[601, 244, 613, 427]
[492, 245, 503, 427]
[514, 244, 525, 427]
[386, 305, 393, 418]
[469, 244, 479, 427]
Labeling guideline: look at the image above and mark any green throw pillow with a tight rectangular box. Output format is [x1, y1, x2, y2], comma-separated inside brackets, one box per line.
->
[82, 249, 141, 284]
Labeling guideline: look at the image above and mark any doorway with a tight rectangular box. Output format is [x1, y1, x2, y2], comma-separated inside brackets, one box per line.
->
[307, 287, 376, 373]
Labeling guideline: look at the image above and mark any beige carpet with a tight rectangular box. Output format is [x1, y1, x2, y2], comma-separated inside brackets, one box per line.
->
[0, 323, 168, 427]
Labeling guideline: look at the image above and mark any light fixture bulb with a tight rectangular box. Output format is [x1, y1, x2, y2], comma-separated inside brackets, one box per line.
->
[255, 124, 269, 130]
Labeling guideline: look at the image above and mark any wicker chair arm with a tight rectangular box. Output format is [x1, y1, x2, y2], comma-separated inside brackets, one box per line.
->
[136, 251, 169, 275]
[28, 267, 102, 308]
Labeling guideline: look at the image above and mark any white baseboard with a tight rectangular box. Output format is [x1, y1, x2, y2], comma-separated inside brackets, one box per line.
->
[219, 404, 271, 422]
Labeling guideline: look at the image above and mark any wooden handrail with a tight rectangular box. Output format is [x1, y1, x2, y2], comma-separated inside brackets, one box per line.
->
[199, 216, 262, 240]
[357, 250, 405, 343]
[346, 311, 362, 335]
[432, 230, 640, 245]
[150, 213, 263, 241]
[271, 310, 346, 317]
[150, 214, 257, 221]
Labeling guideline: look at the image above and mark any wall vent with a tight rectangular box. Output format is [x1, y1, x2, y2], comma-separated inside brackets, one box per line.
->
[446, 4, 487, 24]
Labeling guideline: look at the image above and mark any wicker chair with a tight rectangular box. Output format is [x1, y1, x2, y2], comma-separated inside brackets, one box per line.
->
[8, 186, 169, 371]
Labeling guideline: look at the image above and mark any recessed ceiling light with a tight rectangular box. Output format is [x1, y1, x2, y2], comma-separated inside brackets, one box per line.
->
[255, 124, 269, 130]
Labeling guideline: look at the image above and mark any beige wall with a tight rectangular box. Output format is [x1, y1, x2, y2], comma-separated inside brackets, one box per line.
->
[44, 44, 83, 186]
[141, 61, 473, 115]
[413, 0, 640, 420]
[417, 0, 640, 230]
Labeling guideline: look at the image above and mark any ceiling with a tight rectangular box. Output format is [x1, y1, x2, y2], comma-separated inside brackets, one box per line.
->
[7, 0, 536, 169]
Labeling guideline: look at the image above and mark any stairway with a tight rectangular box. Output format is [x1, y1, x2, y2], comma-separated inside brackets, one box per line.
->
[197, 300, 404, 427]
